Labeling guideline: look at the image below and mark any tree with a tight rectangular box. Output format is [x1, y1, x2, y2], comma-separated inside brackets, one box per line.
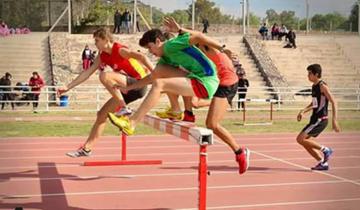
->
[168, 10, 189, 24]
[1, 0, 47, 30]
[347, 2, 359, 32]
[186, 0, 233, 24]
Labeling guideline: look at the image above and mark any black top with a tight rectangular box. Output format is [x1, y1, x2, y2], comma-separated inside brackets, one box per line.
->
[0, 76, 11, 92]
[238, 79, 249, 92]
[114, 12, 122, 24]
[310, 80, 328, 123]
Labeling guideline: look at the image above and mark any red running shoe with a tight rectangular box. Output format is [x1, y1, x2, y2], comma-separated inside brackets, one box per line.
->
[235, 147, 250, 174]
[183, 111, 195, 122]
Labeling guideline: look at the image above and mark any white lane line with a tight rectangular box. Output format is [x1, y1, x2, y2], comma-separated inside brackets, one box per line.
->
[252, 150, 360, 186]
[0, 135, 357, 145]
[0, 141, 359, 152]
[3, 180, 353, 199]
[0, 155, 359, 171]
[0, 147, 359, 160]
[2, 168, 360, 183]
[177, 197, 360, 210]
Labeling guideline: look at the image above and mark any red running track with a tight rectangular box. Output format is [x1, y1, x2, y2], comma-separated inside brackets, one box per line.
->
[0, 132, 359, 210]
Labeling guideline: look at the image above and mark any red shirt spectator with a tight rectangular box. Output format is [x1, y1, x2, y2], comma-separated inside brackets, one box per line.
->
[29, 72, 44, 95]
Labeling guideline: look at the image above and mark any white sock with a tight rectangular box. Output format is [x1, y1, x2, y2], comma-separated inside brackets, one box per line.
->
[320, 146, 327, 152]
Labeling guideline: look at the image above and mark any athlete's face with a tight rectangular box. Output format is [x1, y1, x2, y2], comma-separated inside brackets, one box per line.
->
[307, 71, 317, 82]
[145, 38, 163, 57]
[94, 37, 107, 51]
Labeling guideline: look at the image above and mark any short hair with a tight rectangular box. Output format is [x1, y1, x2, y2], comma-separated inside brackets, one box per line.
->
[32, 71, 39, 76]
[5, 72, 12, 78]
[307, 64, 322, 78]
[139, 29, 167, 47]
[93, 27, 114, 43]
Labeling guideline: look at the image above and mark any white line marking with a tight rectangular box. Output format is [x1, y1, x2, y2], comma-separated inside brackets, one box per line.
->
[177, 197, 360, 210]
[0, 147, 359, 160]
[0, 155, 359, 171]
[3, 180, 354, 199]
[0, 141, 359, 152]
[252, 150, 360, 186]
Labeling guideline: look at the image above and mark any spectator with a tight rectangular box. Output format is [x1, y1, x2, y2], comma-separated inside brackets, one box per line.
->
[271, 23, 279, 40]
[0, 20, 10, 37]
[258, 23, 268, 40]
[237, 70, 249, 110]
[0, 72, 15, 110]
[136, 14, 141, 32]
[278, 24, 288, 41]
[287, 28, 297, 49]
[202, 18, 209, 33]
[122, 9, 131, 34]
[90, 50, 97, 66]
[29, 72, 44, 113]
[113, 10, 122, 34]
[82, 44, 92, 71]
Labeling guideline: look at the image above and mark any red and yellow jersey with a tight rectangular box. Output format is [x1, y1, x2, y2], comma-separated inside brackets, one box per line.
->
[99, 42, 147, 80]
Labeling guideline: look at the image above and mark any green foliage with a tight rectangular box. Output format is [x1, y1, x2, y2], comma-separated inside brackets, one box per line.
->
[0, 0, 47, 30]
[265, 9, 299, 29]
[311, 12, 347, 31]
[347, 2, 359, 32]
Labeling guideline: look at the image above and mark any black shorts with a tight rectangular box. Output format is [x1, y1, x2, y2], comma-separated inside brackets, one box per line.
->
[302, 118, 328, 137]
[121, 76, 147, 104]
[213, 82, 238, 105]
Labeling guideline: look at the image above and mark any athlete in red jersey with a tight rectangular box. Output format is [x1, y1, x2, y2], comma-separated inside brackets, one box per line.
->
[57, 27, 154, 157]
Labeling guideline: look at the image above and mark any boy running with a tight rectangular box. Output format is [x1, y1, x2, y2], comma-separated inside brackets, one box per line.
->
[296, 64, 340, 170]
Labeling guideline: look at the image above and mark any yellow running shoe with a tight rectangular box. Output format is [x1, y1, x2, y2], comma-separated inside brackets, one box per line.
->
[155, 107, 183, 120]
[108, 113, 135, 135]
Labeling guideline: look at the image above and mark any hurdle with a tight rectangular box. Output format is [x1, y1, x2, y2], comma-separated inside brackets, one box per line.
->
[143, 115, 213, 210]
[83, 132, 163, 166]
[85, 114, 214, 210]
[236, 98, 277, 126]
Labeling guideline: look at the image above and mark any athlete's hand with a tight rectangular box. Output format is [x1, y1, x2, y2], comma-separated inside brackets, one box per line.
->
[332, 120, 340, 132]
[297, 111, 303, 122]
[57, 86, 68, 97]
[163, 16, 181, 33]
[223, 49, 234, 60]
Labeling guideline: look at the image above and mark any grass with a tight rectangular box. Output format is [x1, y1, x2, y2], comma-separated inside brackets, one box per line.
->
[1, 118, 359, 138]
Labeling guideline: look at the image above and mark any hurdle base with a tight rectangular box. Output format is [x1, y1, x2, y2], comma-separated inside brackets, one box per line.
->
[234, 121, 273, 126]
[84, 160, 162, 166]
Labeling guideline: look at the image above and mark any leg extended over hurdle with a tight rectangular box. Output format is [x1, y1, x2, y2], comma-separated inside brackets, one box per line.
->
[85, 114, 214, 210]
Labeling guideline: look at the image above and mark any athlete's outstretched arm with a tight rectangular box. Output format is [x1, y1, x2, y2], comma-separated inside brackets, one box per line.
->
[321, 84, 340, 132]
[57, 55, 100, 96]
[119, 48, 154, 73]
[163, 16, 233, 59]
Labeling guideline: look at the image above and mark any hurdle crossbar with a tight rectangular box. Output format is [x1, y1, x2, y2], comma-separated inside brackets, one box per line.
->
[236, 98, 277, 126]
[143, 114, 213, 210]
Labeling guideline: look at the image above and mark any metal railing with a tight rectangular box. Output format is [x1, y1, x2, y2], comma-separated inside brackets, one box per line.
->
[0, 85, 360, 112]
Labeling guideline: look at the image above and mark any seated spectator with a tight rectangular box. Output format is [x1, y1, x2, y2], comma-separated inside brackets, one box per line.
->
[29, 72, 45, 113]
[271, 23, 279, 40]
[0, 72, 15, 110]
[82, 45, 92, 71]
[278, 24, 288, 41]
[0, 20, 10, 37]
[287, 28, 297, 49]
[258, 23, 268, 40]
[14, 82, 31, 106]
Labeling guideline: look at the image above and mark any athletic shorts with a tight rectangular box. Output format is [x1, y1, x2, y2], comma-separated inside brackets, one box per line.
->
[214, 82, 238, 106]
[302, 118, 328, 137]
[191, 79, 209, 99]
[121, 76, 147, 104]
